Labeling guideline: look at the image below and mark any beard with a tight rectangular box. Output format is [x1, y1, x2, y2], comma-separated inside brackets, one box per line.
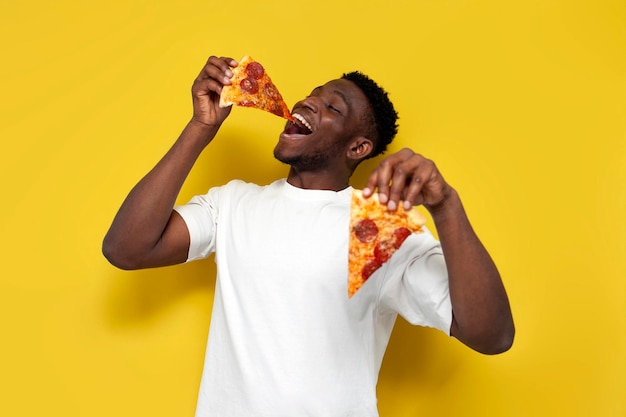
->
[274, 148, 329, 171]
[273, 140, 346, 171]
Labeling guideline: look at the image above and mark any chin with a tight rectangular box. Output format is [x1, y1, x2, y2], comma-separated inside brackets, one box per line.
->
[273, 145, 294, 165]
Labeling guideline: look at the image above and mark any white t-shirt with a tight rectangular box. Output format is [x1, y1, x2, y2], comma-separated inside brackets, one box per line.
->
[174, 179, 452, 417]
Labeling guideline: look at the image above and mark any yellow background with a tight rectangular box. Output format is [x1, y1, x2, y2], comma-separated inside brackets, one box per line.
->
[1, 0, 624, 415]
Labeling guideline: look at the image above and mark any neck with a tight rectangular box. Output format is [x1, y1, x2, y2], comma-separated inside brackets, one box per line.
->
[286, 167, 351, 191]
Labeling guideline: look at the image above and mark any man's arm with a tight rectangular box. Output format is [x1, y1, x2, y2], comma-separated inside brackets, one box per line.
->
[102, 56, 237, 270]
[363, 148, 515, 354]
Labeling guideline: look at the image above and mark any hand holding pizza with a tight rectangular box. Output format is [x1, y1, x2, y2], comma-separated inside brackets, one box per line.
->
[363, 148, 454, 213]
[363, 149, 515, 353]
[191, 56, 238, 128]
[349, 148, 445, 297]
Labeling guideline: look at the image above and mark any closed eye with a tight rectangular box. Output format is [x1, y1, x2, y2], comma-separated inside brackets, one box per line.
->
[328, 104, 341, 114]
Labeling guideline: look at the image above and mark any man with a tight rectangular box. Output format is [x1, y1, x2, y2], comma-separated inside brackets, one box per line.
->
[103, 55, 514, 416]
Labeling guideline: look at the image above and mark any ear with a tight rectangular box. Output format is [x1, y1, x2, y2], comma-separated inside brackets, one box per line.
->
[346, 136, 374, 161]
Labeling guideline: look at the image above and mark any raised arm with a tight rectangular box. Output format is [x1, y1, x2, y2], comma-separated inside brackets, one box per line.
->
[363, 148, 515, 354]
[102, 56, 237, 270]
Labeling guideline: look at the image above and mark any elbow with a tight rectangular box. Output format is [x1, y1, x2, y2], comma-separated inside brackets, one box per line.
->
[453, 316, 516, 355]
[501, 323, 516, 353]
[483, 328, 515, 355]
[102, 237, 141, 270]
[478, 322, 516, 355]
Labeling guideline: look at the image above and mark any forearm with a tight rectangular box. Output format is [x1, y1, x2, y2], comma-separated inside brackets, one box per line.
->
[428, 190, 514, 354]
[102, 120, 218, 268]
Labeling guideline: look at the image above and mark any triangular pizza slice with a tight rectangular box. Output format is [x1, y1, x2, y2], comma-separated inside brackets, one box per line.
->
[219, 55, 293, 121]
[348, 189, 427, 297]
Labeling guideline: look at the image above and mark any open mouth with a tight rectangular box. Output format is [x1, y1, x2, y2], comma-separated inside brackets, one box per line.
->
[283, 113, 313, 136]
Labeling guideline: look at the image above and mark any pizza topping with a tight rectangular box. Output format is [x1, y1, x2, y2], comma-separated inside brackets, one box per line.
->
[362, 259, 382, 280]
[245, 62, 265, 79]
[392, 227, 412, 248]
[270, 102, 285, 117]
[354, 218, 378, 243]
[264, 83, 280, 100]
[240, 78, 259, 94]
[374, 239, 395, 263]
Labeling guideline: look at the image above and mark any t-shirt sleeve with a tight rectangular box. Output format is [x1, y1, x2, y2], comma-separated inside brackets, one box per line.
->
[173, 191, 218, 262]
[377, 227, 453, 335]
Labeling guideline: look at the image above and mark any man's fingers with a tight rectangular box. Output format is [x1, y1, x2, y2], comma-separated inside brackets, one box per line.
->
[363, 148, 416, 206]
[372, 157, 395, 203]
[192, 77, 224, 98]
[362, 169, 379, 198]
[193, 55, 241, 98]
[363, 159, 392, 202]
[401, 175, 422, 209]
[386, 158, 420, 210]
[196, 56, 237, 83]
[375, 151, 412, 199]
[408, 163, 448, 209]
[365, 148, 450, 211]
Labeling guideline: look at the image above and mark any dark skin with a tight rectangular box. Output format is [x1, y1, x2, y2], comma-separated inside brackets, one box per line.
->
[275, 79, 375, 190]
[103, 55, 514, 355]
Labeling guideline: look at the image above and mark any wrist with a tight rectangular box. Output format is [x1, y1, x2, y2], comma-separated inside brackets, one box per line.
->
[185, 118, 221, 148]
[189, 116, 222, 131]
[425, 187, 462, 224]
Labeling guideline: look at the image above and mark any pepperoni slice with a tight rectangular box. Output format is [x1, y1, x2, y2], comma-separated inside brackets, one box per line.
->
[240, 78, 258, 94]
[354, 218, 378, 243]
[264, 82, 279, 100]
[374, 239, 395, 264]
[392, 227, 412, 248]
[245, 62, 265, 80]
[362, 259, 382, 281]
[269, 102, 284, 117]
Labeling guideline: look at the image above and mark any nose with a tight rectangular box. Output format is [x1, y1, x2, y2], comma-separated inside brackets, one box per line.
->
[296, 96, 321, 113]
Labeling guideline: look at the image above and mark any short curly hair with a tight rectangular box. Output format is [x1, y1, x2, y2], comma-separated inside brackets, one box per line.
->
[341, 71, 399, 158]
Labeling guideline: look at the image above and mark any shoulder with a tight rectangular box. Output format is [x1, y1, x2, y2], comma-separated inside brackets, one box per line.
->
[220, 178, 283, 193]
[194, 179, 285, 212]
[207, 179, 280, 198]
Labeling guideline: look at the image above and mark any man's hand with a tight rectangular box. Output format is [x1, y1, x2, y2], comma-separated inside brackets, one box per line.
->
[191, 56, 238, 128]
[363, 148, 453, 212]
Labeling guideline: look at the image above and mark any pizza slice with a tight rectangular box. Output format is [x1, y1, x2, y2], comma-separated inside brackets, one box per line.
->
[219, 55, 293, 121]
[348, 189, 427, 297]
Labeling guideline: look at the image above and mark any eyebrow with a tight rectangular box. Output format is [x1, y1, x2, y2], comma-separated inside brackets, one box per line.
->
[311, 86, 351, 110]
[332, 89, 349, 106]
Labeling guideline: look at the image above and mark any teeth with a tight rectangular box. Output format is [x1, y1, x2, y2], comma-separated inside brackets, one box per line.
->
[293, 113, 312, 132]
